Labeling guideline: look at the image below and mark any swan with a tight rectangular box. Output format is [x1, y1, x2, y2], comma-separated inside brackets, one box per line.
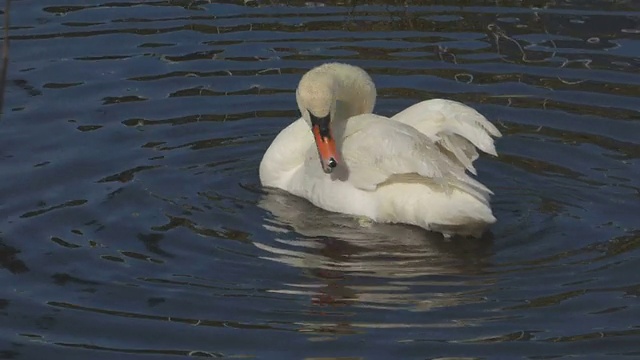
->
[259, 63, 501, 237]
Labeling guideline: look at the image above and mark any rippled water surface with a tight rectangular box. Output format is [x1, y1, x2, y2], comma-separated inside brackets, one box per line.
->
[2, 0, 640, 359]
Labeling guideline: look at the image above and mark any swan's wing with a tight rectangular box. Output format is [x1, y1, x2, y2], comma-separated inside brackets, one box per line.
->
[342, 114, 491, 202]
[391, 99, 501, 175]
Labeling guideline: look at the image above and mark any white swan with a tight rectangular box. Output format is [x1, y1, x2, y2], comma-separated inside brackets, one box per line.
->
[259, 63, 501, 237]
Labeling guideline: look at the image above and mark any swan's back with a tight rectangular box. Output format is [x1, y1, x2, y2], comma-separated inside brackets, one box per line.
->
[337, 113, 497, 236]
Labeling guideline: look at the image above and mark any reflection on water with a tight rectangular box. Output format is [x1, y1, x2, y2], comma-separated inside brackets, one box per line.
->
[257, 190, 495, 311]
[258, 190, 493, 276]
[1, 0, 640, 358]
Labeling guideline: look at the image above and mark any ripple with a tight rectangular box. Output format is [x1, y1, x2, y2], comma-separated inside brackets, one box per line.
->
[1, 0, 639, 358]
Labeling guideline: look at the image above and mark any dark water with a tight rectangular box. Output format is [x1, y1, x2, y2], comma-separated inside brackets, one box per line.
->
[2, 0, 640, 359]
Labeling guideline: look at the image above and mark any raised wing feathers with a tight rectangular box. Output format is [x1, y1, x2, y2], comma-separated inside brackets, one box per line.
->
[341, 114, 492, 203]
[392, 99, 501, 175]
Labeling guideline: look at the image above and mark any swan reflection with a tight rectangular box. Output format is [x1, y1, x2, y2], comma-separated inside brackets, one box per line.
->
[256, 189, 495, 313]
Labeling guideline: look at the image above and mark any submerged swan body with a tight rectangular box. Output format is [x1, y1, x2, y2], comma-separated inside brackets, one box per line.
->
[259, 63, 501, 237]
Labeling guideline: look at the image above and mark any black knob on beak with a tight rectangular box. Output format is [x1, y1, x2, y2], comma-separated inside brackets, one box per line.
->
[327, 157, 337, 169]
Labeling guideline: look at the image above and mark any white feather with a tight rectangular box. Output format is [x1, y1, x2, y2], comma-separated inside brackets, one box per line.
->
[392, 99, 502, 174]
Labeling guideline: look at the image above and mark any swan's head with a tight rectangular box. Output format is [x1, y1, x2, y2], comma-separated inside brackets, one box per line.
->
[296, 72, 339, 174]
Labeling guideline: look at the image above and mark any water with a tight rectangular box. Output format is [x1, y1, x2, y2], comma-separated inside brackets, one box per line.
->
[2, 0, 640, 359]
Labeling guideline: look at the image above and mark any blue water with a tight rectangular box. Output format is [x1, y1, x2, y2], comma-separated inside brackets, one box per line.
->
[1, 1, 639, 359]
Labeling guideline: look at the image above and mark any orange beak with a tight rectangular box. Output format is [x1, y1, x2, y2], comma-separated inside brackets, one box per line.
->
[310, 113, 339, 174]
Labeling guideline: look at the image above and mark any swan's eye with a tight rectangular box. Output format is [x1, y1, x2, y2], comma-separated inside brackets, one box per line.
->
[309, 112, 332, 138]
[327, 157, 337, 168]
